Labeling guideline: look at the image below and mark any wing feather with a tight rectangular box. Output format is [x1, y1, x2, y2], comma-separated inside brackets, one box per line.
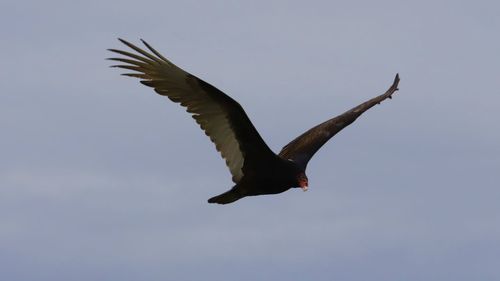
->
[109, 39, 275, 183]
[279, 74, 400, 170]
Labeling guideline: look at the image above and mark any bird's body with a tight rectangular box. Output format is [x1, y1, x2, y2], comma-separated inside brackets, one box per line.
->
[209, 157, 302, 203]
[109, 39, 400, 204]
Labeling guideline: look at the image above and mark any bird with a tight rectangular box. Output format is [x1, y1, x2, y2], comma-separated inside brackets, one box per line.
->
[108, 39, 400, 204]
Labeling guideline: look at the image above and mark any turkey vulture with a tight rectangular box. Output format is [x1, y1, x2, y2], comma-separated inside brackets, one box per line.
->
[108, 39, 400, 204]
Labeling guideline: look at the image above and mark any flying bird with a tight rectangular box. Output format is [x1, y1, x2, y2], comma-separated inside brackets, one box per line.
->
[108, 39, 400, 204]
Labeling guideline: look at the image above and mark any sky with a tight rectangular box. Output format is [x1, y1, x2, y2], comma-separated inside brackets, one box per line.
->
[1, 0, 499, 280]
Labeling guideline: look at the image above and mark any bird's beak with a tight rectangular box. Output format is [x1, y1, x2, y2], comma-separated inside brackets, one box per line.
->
[300, 180, 308, 192]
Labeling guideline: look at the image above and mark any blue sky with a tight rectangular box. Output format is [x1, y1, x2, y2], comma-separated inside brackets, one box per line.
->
[1, 0, 499, 280]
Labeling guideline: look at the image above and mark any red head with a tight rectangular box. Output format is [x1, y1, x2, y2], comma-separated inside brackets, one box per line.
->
[297, 172, 308, 191]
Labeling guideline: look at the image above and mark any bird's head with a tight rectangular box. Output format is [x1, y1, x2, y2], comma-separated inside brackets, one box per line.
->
[296, 172, 308, 191]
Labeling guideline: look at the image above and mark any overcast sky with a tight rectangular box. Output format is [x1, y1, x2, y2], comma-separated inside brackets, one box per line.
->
[1, 0, 499, 280]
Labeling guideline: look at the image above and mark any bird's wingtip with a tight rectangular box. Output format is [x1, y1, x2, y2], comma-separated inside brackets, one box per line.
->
[392, 73, 401, 90]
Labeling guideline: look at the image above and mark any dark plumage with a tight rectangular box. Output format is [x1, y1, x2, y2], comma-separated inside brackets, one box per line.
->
[108, 39, 400, 204]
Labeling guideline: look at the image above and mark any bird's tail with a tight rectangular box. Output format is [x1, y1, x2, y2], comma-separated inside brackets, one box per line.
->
[208, 189, 242, 204]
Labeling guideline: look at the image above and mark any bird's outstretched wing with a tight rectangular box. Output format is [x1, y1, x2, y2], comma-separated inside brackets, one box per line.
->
[108, 39, 275, 183]
[279, 74, 400, 170]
